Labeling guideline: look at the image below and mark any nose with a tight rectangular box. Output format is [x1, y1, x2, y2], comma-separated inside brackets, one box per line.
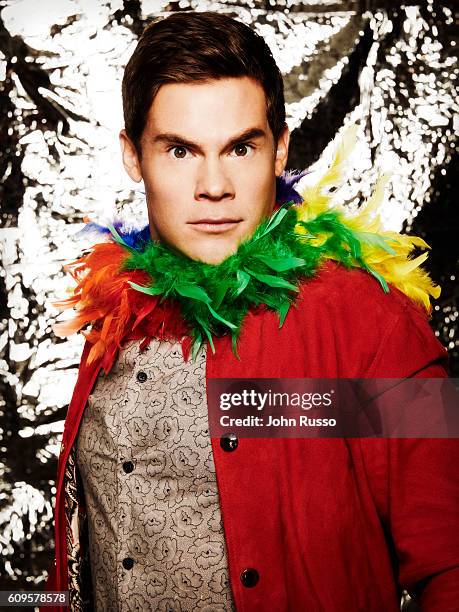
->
[194, 157, 235, 202]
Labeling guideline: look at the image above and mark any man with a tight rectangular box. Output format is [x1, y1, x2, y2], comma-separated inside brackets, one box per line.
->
[45, 11, 459, 612]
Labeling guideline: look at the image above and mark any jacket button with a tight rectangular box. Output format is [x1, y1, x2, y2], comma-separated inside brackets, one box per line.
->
[122, 461, 134, 473]
[136, 371, 147, 383]
[240, 568, 259, 588]
[122, 557, 134, 570]
[220, 433, 238, 452]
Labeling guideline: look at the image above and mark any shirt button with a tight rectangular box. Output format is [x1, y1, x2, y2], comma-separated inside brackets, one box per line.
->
[122, 557, 134, 570]
[136, 370, 147, 383]
[122, 461, 134, 473]
[220, 433, 238, 452]
[240, 567, 259, 588]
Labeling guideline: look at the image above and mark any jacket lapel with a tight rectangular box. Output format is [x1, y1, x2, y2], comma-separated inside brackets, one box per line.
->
[51, 340, 118, 598]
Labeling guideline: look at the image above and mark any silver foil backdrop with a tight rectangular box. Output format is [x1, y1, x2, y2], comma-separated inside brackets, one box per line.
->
[0, 1, 457, 609]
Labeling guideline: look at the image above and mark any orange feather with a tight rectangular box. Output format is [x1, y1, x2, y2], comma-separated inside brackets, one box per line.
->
[52, 239, 191, 366]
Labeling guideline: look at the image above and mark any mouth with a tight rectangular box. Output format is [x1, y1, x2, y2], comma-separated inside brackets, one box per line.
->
[187, 218, 243, 234]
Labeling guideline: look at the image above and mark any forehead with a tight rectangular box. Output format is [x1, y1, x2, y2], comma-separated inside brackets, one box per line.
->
[144, 76, 269, 139]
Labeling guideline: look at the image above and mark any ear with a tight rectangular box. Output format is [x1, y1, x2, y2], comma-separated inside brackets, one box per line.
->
[119, 129, 142, 183]
[274, 123, 290, 177]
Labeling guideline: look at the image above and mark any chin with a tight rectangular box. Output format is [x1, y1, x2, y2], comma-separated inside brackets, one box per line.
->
[188, 239, 239, 265]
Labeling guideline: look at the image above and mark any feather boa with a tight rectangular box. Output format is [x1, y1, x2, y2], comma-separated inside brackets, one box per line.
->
[52, 126, 440, 370]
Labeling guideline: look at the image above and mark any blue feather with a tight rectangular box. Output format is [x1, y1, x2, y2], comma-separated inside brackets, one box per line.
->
[275, 169, 309, 205]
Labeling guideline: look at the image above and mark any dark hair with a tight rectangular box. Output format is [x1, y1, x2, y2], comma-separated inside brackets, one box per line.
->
[122, 11, 286, 158]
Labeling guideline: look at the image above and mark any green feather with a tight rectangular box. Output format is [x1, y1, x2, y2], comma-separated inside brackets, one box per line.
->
[191, 334, 204, 361]
[195, 314, 215, 353]
[254, 206, 289, 240]
[244, 268, 299, 291]
[234, 270, 251, 297]
[115, 204, 394, 360]
[231, 333, 241, 360]
[175, 283, 211, 303]
[354, 231, 397, 254]
[127, 281, 163, 295]
[212, 281, 231, 309]
[364, 264, 390, 293]
[254, 254, 306, 272]
[277, 300, 292, 327]
[206, 304, 237, 330]
[107, 224, 134, 250]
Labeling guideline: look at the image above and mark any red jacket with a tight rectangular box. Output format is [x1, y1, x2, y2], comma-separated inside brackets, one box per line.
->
[44, 262, 459, 610]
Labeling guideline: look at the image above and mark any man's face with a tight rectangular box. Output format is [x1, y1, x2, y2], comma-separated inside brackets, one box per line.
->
[120, 76, 289, 264]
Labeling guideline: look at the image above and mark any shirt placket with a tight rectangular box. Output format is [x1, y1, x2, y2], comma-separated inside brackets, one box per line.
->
[116, 363, 142, 605]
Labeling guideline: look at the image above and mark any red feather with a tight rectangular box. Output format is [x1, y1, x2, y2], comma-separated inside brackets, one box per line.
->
[52, 240, 191, 365]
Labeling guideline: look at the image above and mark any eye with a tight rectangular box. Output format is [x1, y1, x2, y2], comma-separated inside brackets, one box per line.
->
[232, 143, 253, 157]
[168, 145, 189, 159]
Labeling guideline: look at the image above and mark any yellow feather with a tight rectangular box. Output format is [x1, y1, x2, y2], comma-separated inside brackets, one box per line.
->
[296, 123, 359, 221]
[294, 123, 441, 312]
[344, 173, 391, 233]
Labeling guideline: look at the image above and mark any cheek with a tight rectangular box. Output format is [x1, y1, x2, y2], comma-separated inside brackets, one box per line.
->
[247, 156, 276, 197]
[247, 169, 276, 215]
[142, 165, 169, 198]
[143, 160, 197, 208]
[142, 169, 178, 217]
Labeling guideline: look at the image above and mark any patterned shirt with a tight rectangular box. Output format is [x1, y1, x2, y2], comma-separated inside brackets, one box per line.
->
[75, 338, 235, 611]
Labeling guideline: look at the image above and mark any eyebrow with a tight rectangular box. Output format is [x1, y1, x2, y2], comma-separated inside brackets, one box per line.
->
[151, 127, 268, 152]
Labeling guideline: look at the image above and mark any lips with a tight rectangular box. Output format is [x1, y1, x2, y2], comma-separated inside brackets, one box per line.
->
[189, 218, 241, 224]
[188, 218, 242, 234]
